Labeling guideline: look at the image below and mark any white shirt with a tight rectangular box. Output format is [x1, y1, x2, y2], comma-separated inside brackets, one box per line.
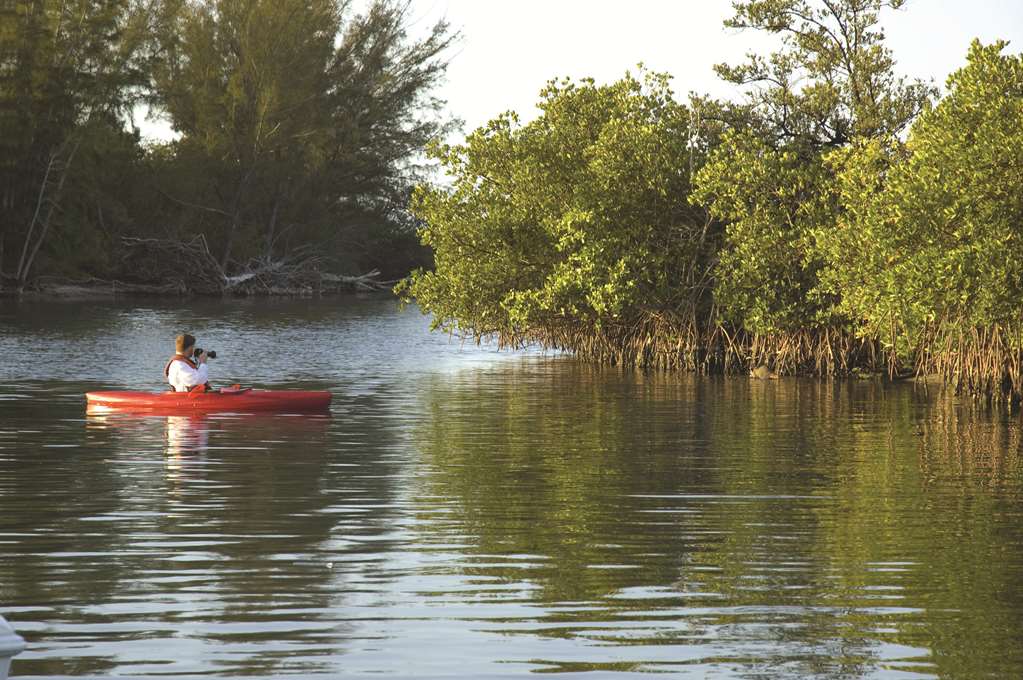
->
[167, 356, 210, 392]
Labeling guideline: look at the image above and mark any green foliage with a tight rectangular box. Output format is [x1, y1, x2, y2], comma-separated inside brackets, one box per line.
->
[149, 0, 455, 272]
[716, 0, 934, 144]
[693, 0, 935, 335]
[0, 0, 151, 286]
[0, 0, 454, 288]
[1, 0, 1020, 400]
[822, 41, 1023, 350]
[816, 138, 907, 346]
[692, 131, 835, 333]
[403, 71, 714, 339]
[39, 122, 145, 278]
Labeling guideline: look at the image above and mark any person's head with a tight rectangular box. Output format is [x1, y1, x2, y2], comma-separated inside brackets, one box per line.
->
[175, 333, 196, 356]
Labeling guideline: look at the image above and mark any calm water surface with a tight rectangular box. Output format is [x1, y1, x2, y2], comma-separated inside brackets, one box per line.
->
[1, 297, 1022, 679]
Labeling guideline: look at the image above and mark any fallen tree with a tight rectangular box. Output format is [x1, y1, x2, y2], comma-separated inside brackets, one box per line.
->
[112, 235, 391, 295]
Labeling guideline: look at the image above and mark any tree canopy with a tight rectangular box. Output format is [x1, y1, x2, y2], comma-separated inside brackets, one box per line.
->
[0, 0, 455, 291]
[3, 0, 1022, 399]
[820, 40, 1023, 387]
[693, 0, 936, 336]
[403, 0, 1023, 398]
[147, 0, 455, 275]
[402, 71, 715, 350]
[0, 0, 151, 288]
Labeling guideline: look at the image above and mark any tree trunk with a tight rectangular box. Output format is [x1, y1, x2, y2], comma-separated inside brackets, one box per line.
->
[221, 211, 239, 272]
[15, 140, 79, 291]
[15, 149, 59, 281]
[264, 190, 281, 261]
[220, 166, 255, 272]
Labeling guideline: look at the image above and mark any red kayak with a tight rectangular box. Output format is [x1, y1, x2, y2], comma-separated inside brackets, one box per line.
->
[86, 387, 331, 413]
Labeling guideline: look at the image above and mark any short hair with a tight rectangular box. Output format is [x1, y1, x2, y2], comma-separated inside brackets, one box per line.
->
[175, 333, 196, 354]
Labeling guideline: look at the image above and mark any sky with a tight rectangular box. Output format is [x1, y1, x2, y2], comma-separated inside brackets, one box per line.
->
[137, 0, 1023, 142]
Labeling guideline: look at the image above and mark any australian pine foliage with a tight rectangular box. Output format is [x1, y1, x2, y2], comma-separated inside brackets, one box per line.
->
[0, 0, 151, 290]
[0, 0, 456, 292]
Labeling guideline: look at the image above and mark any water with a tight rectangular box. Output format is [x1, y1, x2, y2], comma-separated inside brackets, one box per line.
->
[1, 296, 1021, 678]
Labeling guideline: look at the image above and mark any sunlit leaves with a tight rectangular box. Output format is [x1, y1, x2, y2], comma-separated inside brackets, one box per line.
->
[822, 41, 1023, 353]
[693, 131, 835, 334]
[404, 71, 713, 340]
[694, 0, 936, 336]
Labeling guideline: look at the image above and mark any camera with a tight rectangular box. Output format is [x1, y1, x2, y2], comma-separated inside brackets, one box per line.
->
[193, 348, 217, 360]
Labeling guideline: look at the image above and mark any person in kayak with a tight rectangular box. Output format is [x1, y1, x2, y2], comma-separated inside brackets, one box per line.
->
[165, 333, 211, 392]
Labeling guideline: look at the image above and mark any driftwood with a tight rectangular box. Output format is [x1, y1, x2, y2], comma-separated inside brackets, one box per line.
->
[120, 235, 224, 293]
[25, 276, 182, 296]
[117, 236, 390, 295]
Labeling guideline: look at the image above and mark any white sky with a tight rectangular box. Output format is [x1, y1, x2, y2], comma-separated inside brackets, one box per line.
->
[137, 0, 1023, 142]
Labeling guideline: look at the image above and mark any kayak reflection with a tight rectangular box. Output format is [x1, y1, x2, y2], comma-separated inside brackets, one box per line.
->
[85, 411, 332, 458]
[166, 414, 210, 455]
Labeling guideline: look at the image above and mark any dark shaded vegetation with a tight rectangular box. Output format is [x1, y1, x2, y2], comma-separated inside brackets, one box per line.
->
[0, 0, 452, 295]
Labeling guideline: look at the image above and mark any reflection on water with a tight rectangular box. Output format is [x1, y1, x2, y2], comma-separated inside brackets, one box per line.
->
[1, 298, 1022, 678]
[164, 415, 210, 455]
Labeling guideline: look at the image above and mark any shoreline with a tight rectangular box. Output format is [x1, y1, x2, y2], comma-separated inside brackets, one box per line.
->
[0, 284, 977, 400]
[1, 280, 399, 301]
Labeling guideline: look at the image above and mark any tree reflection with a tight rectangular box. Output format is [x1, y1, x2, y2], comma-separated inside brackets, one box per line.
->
[409, 366, 1023, 678]
[7, 402, 409, 677]
[410, 361, 714, 601]
[4, 364, 1023, 677]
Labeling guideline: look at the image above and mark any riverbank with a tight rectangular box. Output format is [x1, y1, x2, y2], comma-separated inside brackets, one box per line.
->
[2, 273, 397, 300]
[4, 280, 1001, 406]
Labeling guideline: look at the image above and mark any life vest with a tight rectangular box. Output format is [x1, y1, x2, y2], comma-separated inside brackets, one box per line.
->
[164, 354, 208, 392]
[164, 354, 198, 377]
